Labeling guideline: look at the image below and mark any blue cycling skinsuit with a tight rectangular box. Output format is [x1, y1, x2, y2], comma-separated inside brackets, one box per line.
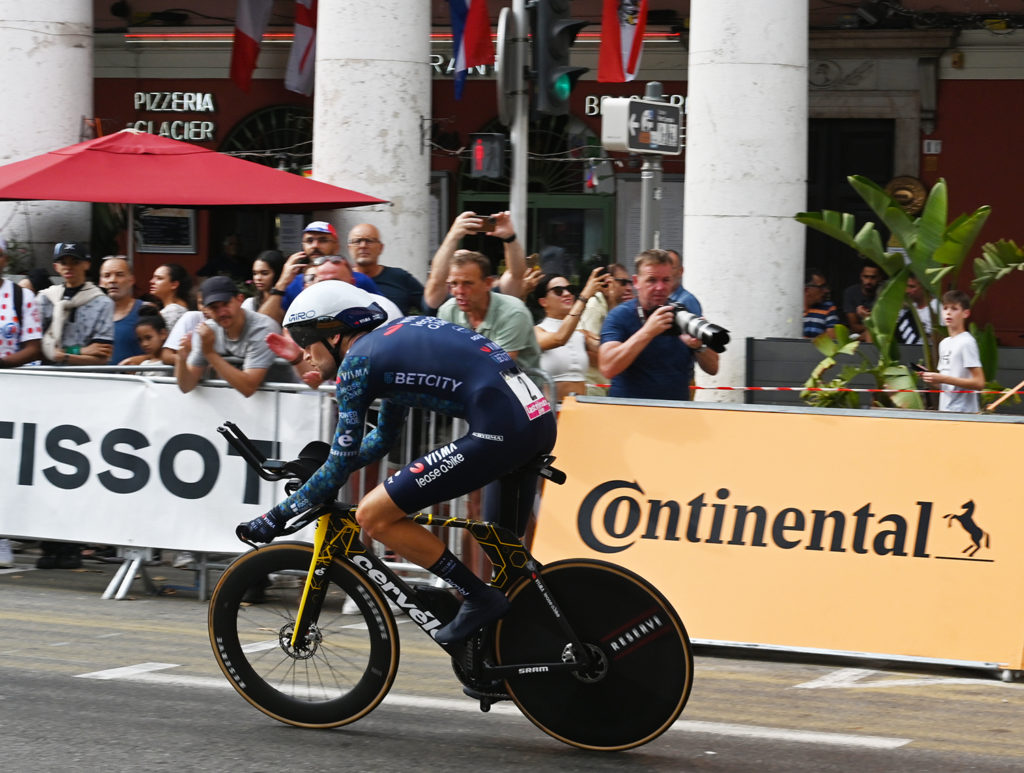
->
[268, 316, 557, 532]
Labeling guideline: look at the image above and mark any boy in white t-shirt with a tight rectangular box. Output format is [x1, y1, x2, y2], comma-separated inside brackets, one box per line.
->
[920, 290, 985, 412]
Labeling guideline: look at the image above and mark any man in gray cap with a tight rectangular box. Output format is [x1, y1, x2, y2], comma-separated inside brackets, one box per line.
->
[174, 275, 281, 397]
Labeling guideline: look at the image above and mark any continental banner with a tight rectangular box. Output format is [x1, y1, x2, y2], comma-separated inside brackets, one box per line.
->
[534, 397, 1024, 670]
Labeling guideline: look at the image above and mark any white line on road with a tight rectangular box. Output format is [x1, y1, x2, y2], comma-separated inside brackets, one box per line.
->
[76, 664, 912, 749]
[795, 667, 1024, 690]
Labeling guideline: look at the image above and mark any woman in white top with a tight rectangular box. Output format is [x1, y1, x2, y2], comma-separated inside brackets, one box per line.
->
[533, 268, 608, 401]
[149, 263, 194, 330]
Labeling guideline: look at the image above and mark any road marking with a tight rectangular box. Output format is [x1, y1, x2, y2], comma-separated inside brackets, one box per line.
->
[672, 720, 909, 749]
[76, 663, 912, 749]
[795, 666, 1024, 690]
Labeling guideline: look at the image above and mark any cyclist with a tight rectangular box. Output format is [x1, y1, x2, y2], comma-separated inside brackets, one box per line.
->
[238, 279, 557, 643]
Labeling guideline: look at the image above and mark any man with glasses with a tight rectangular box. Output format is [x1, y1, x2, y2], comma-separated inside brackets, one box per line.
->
[258, 221, 380, 324]
[347, 223, 425, 314]
[599, 249, 719, 401]
[802, 269, 839, 340]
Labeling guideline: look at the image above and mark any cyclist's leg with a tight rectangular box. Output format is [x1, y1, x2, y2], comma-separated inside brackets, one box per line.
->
[358, 445, 509, 643]
[482, 465, 540, 538]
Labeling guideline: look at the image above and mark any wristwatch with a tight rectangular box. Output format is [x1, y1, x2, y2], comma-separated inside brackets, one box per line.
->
[269, 287, 286, 296]
[500, 233, 517, 244]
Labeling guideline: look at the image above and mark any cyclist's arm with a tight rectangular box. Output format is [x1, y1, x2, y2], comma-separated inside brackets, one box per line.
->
[346, 399, 407, 469]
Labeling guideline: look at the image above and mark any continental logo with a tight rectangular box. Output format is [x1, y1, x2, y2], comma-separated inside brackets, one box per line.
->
[578, 481, 993, 562]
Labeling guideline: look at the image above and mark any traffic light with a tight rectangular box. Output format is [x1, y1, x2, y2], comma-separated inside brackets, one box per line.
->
[468, 133, 505, 179]
[532, 0, 589, 116]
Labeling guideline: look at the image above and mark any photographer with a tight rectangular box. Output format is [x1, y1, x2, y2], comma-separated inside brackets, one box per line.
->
[598, 249, 719, 400]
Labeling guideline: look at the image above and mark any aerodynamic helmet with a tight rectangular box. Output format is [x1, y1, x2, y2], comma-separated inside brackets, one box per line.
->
[284, 279, 388, 349]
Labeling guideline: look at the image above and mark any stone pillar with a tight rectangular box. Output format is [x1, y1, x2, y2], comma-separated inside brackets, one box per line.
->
[684, 0, 808, 401]
[0, 1, 93, 267]
[313, 1, 431, 278]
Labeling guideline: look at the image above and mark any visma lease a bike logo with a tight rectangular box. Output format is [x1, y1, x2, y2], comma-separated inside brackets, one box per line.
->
[576, 480, 993, 563]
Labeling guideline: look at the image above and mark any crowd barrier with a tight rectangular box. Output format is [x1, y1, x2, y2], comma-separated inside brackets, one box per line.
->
[0, 369, 469, 562]
[532, 396, 1024, 675]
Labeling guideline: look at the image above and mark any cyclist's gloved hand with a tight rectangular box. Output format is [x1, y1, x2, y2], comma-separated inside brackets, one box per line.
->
[237, 507, 285, 545]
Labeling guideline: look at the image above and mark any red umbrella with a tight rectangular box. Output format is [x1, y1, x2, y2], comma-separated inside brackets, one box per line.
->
[0, 129, 384, 210]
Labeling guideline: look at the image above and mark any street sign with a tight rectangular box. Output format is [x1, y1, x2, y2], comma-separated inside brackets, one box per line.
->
[601, 97, 683, 155]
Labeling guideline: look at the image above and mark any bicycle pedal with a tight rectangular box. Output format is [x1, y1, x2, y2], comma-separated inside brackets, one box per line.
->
[462, 684, 510, 712]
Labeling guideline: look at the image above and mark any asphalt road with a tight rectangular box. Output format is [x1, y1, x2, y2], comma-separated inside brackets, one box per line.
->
[2, 554, 1023, 772]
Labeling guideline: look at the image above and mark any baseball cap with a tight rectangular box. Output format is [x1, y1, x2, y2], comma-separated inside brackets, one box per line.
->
[199, 275, 240, 305]
[53, 242, 90, 262]
[303, 221, 338, 238]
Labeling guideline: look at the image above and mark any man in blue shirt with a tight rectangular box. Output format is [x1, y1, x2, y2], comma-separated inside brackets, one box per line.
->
[599, 249, 719, 401]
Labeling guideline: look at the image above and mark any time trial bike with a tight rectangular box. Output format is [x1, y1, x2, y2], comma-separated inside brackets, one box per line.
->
[208, 421, 693, 751]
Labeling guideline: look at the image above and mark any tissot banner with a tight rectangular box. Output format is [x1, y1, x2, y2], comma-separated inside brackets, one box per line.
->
[0, 370, 321, 553]
[535, 397, 1024, 669]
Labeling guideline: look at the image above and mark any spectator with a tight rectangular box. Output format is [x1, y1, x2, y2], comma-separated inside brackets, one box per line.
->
[599, 248, 719, 400]
[259, 221, 380, 324]
[579, 262, 632, 394]
[149, 263, 194, 330]
[174, 275, 281, 398]
[919, 290, 984, 413]
[160, 307, 206, 366]
[19, 267, 52, 294]
[423, 210, 526, 310]
[802, 269, 839, 340]
[533, 268, 607, 401]
[347, 223, 425, 314]
[197, 233, 247, 281]
[896, 273, 940, 345]
[120, 308, 169, 372]
[37, 242, 114, 366]
[665, 248, 702, 315]
[435, 251, 542, 387]
[99, 256, 147, 364]
[842, 264, 882, 338]
[0, 236, 43, 368]
[242, 250, 285, 312]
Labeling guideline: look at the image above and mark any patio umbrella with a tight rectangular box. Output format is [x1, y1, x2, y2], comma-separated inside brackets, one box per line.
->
[0, 128, 384, 209]
[0, 128, 386, 257]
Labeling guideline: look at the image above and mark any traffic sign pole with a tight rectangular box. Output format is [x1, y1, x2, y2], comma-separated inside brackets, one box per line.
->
[511, 0, 528, 247]
[640, 82, 665, 252]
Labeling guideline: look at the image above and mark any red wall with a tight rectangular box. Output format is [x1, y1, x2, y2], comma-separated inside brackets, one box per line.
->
[924, 79, 1024, 344]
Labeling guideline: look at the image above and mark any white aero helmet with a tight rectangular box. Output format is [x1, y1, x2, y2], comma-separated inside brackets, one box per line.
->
[284, 279, 388, 348]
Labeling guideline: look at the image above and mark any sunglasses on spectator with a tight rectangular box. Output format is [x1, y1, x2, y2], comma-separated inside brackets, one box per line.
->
[805, 282, 827, 288]
[613, 277, 631, 286]
[313, 255, 349, 266]
[548, 285, 578, 297]
[347, 237, 381, 246]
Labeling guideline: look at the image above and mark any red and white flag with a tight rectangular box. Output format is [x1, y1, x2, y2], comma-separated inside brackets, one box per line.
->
[230, 0, 274, 91]
[597, 0, 648, 83]
[285, 0, 317, 95]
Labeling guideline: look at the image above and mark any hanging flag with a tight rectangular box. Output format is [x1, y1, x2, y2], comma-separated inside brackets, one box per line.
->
[230, 0, 274, 91]
[450, 0, 495, 100]
[597, 0, 648, 83]
[285, 0, 317, 95]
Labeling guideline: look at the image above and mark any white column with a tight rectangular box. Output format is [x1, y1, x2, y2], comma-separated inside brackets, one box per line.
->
[684, 0, 808, 402]
[0, 1, 92, 266]
[313, 1, 431, 278]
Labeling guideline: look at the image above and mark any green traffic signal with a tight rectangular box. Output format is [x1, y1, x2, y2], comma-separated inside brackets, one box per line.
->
[552, 73, 571, 102]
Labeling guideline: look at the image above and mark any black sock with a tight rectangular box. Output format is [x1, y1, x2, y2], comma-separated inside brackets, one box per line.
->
[428, 549, 487, 598]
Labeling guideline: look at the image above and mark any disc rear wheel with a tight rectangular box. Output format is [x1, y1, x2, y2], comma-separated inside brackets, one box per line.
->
[495, 559, 692, 751]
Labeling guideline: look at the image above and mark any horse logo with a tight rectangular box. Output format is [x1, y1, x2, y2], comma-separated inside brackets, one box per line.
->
[942, 500, 990, 557]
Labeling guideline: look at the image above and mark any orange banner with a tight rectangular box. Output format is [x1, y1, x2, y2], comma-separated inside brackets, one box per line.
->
[534, 398, 1024, 670]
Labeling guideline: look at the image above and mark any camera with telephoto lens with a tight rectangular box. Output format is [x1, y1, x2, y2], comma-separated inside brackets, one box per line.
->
[664, 302, 731, 353]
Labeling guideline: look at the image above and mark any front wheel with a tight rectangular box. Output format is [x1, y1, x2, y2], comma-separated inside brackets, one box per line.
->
[495, 559, 693, 751]
[208, 542, 399, 728]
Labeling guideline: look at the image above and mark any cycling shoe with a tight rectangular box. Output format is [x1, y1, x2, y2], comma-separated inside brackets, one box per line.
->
[236, 511, 284, 545]
[434, 586, 510, 644]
